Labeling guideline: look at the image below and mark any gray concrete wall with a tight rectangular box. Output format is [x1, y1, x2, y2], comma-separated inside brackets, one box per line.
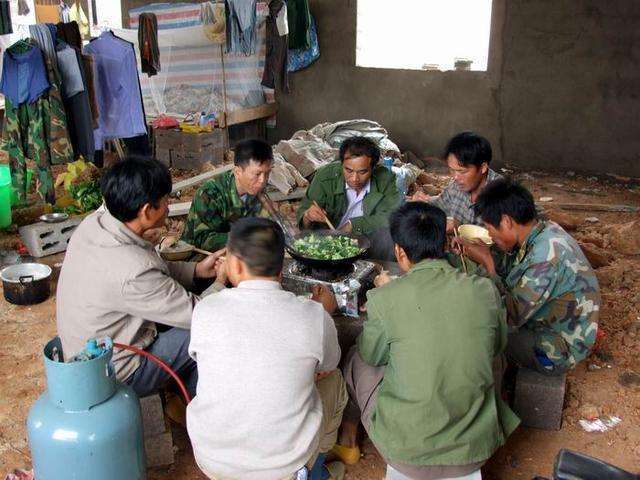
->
[500, 1, 640, 176]
[273, 0, 507, 166]
[274, 0, 640, 176]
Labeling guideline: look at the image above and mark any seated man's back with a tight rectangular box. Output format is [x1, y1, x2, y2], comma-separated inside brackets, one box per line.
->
[187, 218, 344, 480]
[362, 259, 515, 465]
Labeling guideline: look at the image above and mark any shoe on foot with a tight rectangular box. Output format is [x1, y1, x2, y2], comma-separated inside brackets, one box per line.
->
[331, 444, 360, 465]
[325, 461, 345, 480]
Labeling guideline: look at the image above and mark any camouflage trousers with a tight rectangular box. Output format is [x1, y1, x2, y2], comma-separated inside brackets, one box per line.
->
[3, 98, 55, 204]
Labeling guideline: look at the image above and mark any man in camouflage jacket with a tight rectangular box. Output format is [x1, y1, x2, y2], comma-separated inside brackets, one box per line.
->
[460, 178, 600, 375]
[181, 139, 272, 251]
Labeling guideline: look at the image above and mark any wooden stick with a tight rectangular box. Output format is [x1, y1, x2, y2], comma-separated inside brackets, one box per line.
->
[313, 200, 336, 230]
[453, 227, 468, 274]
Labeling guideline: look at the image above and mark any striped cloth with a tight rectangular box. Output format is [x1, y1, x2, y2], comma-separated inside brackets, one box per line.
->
[121, 2, 268, 118]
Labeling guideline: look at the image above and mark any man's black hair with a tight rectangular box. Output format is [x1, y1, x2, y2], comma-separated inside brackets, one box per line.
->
[234, 139, 273, 168]
[339, 136, 380, 167]
[100, 156, 172, 223]
[444, 131, 492, 167]
[389, 202, 446, 263]
[474, 178, 538, 228]
[227, 217, 285, 277]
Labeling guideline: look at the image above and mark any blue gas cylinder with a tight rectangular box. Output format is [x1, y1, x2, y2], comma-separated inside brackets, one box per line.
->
[27, 337, 146, 480]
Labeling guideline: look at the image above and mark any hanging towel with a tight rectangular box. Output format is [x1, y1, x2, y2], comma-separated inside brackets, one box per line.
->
[59, 1, 70, 23]
[261, 0, 288, 92]
[201, 1, 225, 43]
[138, 13, 160, 77]
[35, 4, 59, 24]
[287, 0, 311, 49]
[56, 20, 82, 50]
[225, 0, 258, 55]
[0, 1, 13, 35]
[17, 0, 29, 16]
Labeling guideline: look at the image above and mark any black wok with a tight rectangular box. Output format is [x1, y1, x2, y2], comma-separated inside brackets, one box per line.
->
[285, 229, 370, 272]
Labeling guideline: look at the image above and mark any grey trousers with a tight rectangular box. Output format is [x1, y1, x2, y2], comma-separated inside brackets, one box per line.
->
[125, 327, 198, 398]
[505, 328, 569, 377]
[342, 347, 484, 480]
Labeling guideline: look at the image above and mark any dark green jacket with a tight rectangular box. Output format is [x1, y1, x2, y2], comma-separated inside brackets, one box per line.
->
[296, 162, 401, 236]
[359, 259, 520, 466]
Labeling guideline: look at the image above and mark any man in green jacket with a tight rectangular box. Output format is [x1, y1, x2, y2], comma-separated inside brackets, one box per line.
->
[338, 202, 519, 477]
[296, 136, 401, 260]
[181, 139, 272, 251]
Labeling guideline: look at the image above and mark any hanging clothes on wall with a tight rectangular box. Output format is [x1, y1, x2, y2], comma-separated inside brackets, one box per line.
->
[41, 51, 74, 165]
[69, 2, 88, 37]
[261, 0, 288, 92]
[138, 13, 160, 77]
[59, 1, 70, 22]
[0, 1, 13, 35]
[35, 3, 59, 24]
[56, 20, 81, 50]
[287, 0, 311, 50]
[56, 42, 95, 162]
[29, 23, 58, 69]
[81, 52, 99, 128]
[84, 31, 147, 150]
[17, 0, 29, 16]
[200, 1, 225, 43]
[225, 0, 258, 55]
[288, 15, 319, 72]
[0, 40, 66, 203]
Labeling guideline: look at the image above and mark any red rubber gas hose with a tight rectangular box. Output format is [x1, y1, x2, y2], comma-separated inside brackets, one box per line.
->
[113, 342, 191, 404]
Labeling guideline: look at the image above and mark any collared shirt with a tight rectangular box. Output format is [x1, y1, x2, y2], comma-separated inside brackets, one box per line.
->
[338, 181, 371, 229]
[181, 170, 264, 251]
[187, 280, 341, 480]
[493, 221, 600, 369]
[430, 169, 502, 225]
[358, 259, 519, 466]
[84, 31, 147, 149]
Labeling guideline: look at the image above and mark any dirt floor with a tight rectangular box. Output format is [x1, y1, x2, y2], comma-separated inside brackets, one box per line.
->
[1, 165, 639, 479]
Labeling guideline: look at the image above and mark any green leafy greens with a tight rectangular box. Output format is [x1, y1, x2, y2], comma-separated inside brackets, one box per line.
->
[293, 234, 362, 260]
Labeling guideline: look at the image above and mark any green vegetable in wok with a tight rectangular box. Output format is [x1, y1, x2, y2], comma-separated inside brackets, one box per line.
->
[292, 234, 363, 260]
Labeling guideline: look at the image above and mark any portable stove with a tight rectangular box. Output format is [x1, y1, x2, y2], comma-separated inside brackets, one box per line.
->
[281, 259, 378, 317]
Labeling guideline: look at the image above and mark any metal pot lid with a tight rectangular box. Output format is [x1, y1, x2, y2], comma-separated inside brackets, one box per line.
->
[0, 263, 52, 283]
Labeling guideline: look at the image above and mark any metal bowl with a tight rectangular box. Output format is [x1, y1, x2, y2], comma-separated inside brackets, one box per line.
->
[39, 213, 69, 223]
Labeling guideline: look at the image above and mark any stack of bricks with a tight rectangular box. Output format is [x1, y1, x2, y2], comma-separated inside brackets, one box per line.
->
[19, 217, 83, 258]
[139, 394, 175, 468]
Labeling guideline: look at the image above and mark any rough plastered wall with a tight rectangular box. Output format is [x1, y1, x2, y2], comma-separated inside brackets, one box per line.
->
[500, 1, 640, 176]
[272, 0, 507, 165]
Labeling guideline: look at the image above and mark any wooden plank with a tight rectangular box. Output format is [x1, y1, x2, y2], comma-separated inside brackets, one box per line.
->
[226, 103, 277, 126]
[171, 164, 233, 193]
[556, 203, 639, 213]
[168, 187, 307, 218]
[169, 202, 191, 217]
[266, 186, 307, 202]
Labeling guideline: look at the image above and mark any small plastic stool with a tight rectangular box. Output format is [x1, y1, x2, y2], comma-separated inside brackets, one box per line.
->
[385, 465, 482, 480]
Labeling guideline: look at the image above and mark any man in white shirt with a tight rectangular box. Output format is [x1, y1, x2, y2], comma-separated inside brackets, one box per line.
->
[187, 217, 348, 480]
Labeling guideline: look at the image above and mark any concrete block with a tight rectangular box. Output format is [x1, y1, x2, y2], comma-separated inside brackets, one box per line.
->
[513, 367, 566, 430]
[140, 394, 167, 438]
[18, 218, 82, 258]
[144, 431, 175, 468]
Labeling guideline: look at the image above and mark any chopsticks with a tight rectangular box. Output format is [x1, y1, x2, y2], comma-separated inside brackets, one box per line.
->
[453, 227, 468, 274]
[313, 200, 336, 231]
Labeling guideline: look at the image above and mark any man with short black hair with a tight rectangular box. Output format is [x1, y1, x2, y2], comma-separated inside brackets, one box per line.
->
[181, 138, 273, 251]
[413, 131, 501, 231]
[297, 136, 400, 259]
[338, 202, 519, 478]
[460, 178, 601, 375]
[57, 157, 226, 398]
[188, 217, 348, 480]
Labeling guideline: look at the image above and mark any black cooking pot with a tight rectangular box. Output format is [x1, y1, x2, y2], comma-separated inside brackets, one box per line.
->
[285, 230, 371, 274]
[1, 263, 52, 305]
